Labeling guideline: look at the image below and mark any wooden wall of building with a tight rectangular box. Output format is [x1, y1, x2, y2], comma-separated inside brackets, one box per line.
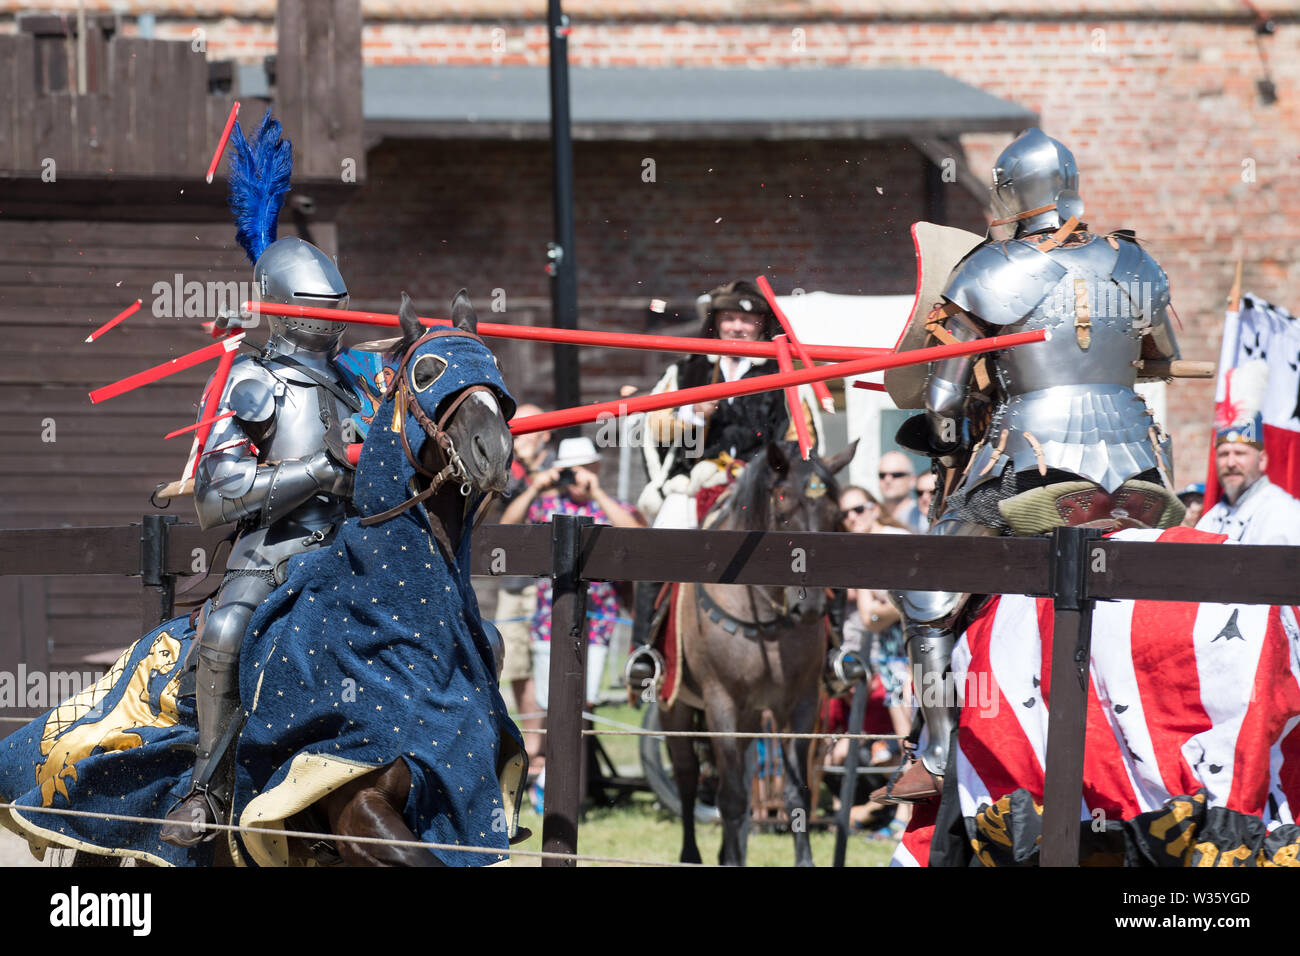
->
[0, 2, 364, 682]
[0, 218, 335, 680]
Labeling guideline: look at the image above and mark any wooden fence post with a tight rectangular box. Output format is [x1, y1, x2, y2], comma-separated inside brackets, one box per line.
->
[1041, 525, 1100, 867]
[541, 513, 592, 866]
[140, 514, 178, 632]
[832, 678, 870, 867]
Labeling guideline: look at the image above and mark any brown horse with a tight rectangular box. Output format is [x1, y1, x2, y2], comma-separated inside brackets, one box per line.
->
[660, 440, 856, 866]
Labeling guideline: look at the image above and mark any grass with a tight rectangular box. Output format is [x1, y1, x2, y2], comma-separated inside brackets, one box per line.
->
[505, 702, 900, 868]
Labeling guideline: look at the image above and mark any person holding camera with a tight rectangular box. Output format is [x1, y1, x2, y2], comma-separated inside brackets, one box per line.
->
[499, 437, 643, 705]
[498, 436, 642, 810]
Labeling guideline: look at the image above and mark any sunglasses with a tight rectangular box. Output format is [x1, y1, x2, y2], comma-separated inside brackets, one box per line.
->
[840, 503, 875, 519]
[879, 471, 911, 480]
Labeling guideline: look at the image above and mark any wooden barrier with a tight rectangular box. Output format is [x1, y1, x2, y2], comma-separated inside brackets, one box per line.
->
[2, 517, 1299, 866]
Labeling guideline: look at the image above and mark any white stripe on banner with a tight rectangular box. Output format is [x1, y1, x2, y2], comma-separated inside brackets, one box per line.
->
[1186, 601, 1270, 807]
[987, 594, 1049, 781]
[1089, 595, 1167, 813]
[951, 631, 995, 819]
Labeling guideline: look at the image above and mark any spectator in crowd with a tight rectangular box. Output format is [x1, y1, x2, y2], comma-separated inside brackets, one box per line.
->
[915, 470, 937, 533]
[494, 403, 553, 779]
[829, 484, 913, 836]
[499, 436, 644, 809]
[1196, 430, 1300, 544]
[1177, 482, 1205, 528]
[877, 450, 925, 533]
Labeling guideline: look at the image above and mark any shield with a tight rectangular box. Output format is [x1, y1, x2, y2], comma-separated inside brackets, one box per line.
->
[884, 222, 985, 410]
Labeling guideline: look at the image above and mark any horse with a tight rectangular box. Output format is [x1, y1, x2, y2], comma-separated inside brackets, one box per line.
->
[896, 524, 1300, 868]
[659, 439, 856, 866]
[0, 290, 526, 867]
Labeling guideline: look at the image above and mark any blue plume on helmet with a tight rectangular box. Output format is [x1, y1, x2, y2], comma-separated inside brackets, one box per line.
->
[227, 108, 294, 265]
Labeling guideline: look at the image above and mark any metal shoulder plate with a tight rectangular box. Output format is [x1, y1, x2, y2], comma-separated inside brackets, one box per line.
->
[221, 357, 278, 418]
[1110, 235, 1170, 319]
[943, 240, 1068, 327]
[195, 357, 269, 500]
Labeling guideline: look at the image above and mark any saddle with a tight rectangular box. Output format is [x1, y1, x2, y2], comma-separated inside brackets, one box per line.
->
[997, 479, 1185, 535]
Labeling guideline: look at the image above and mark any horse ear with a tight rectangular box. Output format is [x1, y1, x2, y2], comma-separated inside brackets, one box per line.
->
[766, 441, 790, 476]
[451, 289, 477, 334]
[821, 439, 859, 476]
[398, 291, 424, 352]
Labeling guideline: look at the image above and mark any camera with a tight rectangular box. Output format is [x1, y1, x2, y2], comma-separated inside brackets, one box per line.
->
[557, 468, 576, 487]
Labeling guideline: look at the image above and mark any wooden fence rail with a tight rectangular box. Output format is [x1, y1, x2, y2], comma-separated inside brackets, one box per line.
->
[1, 517, 1298, 867]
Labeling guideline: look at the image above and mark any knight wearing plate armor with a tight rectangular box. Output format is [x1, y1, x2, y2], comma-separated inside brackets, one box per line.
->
[883, 128, 1183, 802]
[162, 113, 359, 845]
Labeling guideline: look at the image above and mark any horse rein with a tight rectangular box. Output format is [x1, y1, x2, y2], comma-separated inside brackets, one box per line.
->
[360, 329, 495, 529]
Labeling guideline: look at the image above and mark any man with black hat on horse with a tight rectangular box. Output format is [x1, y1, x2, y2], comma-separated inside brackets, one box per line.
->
[882, 128, 1184, 803]
[627, 280, 820, 689]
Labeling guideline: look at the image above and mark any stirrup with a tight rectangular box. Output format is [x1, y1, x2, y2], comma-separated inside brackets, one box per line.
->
[826, 647, 867, 695]
[624, 647, 665, 705]
[160, 786, 225, 847]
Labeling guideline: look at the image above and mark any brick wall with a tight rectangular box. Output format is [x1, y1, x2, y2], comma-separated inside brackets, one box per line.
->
[337, 136, 982, 406]
[5, 2, 1298, 481]
[347, 14, 1300, 482]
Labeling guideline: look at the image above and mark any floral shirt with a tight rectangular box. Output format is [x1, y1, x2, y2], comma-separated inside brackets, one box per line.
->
[526, 492, 633, 646]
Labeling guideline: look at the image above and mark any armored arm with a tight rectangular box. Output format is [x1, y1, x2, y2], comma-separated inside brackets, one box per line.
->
[192, 362, 352, 531]
[1113, 236, 1179, 369]
[1141, 264, 1180, 364]
[924, 308, 986, 453]
[194, 449, 350, 530]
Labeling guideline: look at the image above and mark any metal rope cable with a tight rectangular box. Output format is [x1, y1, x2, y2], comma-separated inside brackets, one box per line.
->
[0, 800, 706, 867]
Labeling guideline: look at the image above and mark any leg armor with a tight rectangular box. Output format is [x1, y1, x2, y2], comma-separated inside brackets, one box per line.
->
[890, 513, 999, 777]
[195, 571, 277, 789]
[163, 571, 275, 847]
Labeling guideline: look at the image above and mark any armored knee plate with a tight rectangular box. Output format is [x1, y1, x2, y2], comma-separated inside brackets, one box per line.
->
[890, 587, 965, 627]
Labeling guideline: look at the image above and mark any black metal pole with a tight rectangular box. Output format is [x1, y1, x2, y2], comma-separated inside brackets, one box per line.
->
[832, 679, 870, 867]
[541, 513, 593, 867]
[140, 514, 178, 632]
[1041, 525, 1100, 867]
[546, 0, 581, 422]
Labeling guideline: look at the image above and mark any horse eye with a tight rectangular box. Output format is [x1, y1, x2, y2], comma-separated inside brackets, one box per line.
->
[410, 354, 447, 393]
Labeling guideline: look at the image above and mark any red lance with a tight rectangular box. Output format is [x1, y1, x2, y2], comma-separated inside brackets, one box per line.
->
[242, 301, 888, 363]
[507, 328, 1049, 436]
[773, 334, 812, 460]
[755, 275, 837, 414]
[89, 334, 245, 404]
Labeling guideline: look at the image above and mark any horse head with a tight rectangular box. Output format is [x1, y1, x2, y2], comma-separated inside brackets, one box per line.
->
[354, 290, 515, 553]
[729, 439, 858, 624]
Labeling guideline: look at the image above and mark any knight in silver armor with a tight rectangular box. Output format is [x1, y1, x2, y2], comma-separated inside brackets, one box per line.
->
[160, 235, 358, 846]
[884, 129, 1182, 801]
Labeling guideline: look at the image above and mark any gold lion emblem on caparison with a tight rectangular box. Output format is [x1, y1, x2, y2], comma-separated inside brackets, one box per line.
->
[35, 631, 184, 806]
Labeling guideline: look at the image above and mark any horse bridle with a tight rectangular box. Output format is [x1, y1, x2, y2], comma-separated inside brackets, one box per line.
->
[359, 329, 496, 530]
